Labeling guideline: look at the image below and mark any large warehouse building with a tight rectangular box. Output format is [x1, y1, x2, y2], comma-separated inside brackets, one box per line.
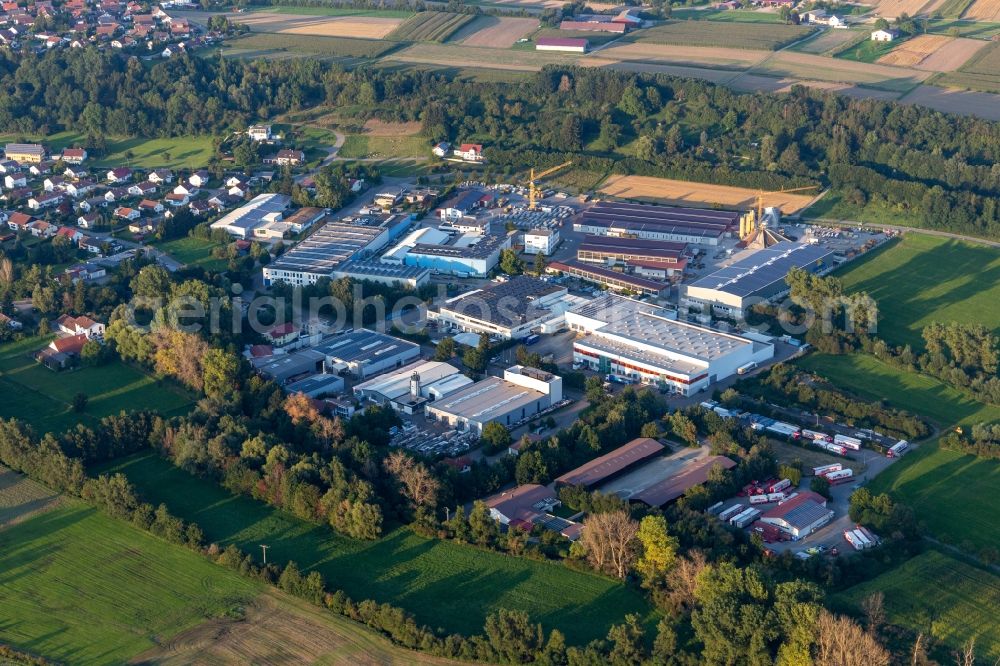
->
[566, 294, 773, 395]
[431, 276, 584, 339]
[555, 438, 666, 488]
[573, 202, 741, 246]
[211, 193, 291, 239]
[425, 365, 563, 434]
[759, 491, 834, 538]
[682, 241, 837, 318]
[577, 235, 686, 269]
[262, 213, 415, 287]
[353, 360, 473, 413]
[547, 260, 670, 297]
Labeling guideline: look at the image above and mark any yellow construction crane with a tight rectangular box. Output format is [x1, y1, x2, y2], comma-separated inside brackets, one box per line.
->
[528, 161, 572, 210]
[741, 185, 820, 239]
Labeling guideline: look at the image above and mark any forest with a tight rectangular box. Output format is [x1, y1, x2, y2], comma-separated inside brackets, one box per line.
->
[3, 49, 1000, 236]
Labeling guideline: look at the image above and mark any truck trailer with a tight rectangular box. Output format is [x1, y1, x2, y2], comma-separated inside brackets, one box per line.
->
[718, 504, 744, 522]
[820, 442, 848, 456]
[802, 429, 833, 443]
[765, 422, 801, 439]
[749, 495, 771, 505]
[834, 434, 863, 451]
[887, 440, 910, 458]
[706, 501, 724, 515]
[768, 478, 792, 494]
[812, 463, 843, 477]
[823, 468, 854, 485]
[731, 508, 761, 529]
[844, 530, 867, 551]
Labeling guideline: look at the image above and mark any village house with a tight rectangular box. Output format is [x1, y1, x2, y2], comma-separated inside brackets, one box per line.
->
[106, 167, 132, 183]
[28, 192, 63, 210]
[148, 168, 173, 184]
[453, 143, 485, 163]
[65, 262, 107, 284]
[128, 180, 157, 197]
[60, 147, 87, 164]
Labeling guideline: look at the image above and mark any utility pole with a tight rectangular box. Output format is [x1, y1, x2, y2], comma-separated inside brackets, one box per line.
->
[259, 544, 269, 565]
[445, 507, 451, 522]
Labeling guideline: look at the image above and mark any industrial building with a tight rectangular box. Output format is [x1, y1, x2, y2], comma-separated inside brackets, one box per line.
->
[211, 193, 292, 239]
[566, 294, 774, 395]
[484, 484, 582, 540]
[439, 189, 493, 221]
[555, 438, 665, 488]
[284, 373, 346, 398]
[263, 213, 414, 287]
[682, 241, 837, 318]
[573, 201, 740, 246]
[353, 360, 473, 413]
[425, 365, 563, 434]
[431, 276, 580, 339]
[407, 232, 512, 277]
[627, 455, 737, 506]
[759, 491, 834, 538]
[313, 329, 420, 379]
[546, 260, 670, 297]
[334, 260, 430, 289]
[577, 235, 687, 274]
[524, 228, 559, 255]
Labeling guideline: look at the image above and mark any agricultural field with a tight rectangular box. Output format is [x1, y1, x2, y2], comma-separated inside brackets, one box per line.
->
[930, 0, 976, 17]
[872, 34, 983, 71]
[338, 135, 428, 160]
[631, 20, 815, 50]
[835, 550, 1000, 660]
[219, 32, 397, 59]
[0, 132, 213, 169]
[599, 175, 817, 213]
[837, 36, 905, 63]
[587, 43, 766, 70]
[871, 0, 936, 18]
[796, 353, 1000, 427]
[0, 500, 259, 664]
[934, 41, 1000, 92]
[382, 42, 584, 72]
[388, 12, 477, 43]
[97, 451, 655, 646]
[0, 337, 195, 435]
[792, 28, 863, 55]
[451, 16, 538, 47]
[965, 0, 1000, 20]
[155, 236, 228, 271]
[876, 34, 953, 66]
[752, 50, 932, 92]
[900, 83, 1000, 119]
[833, 233, 1000, 349]
[925, 18, 1000, 39]
[0, 466, 63, 528]
[246, 6, 415, 18]
[235, 11, 406, 39]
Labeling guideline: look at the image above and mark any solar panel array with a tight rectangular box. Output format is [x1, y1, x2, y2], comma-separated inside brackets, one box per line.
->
[687, 242, 836, 298]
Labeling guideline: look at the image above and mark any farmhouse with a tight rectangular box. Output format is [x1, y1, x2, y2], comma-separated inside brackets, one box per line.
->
[56, 314, 105, 338]
[759, 491, 834, 538]
[524, 228, 559, 255]
[871, 28, 900, 41]
[566, 293, 774, 395]
[452, 143, 485, 163]
[425, 365, 563, 434]
[265, 149, 304, 166]
[535, 37, 588, 53]
[682, 241, 837, 318]
[4, 143, 46, 163]
[36, 332, 89, 368]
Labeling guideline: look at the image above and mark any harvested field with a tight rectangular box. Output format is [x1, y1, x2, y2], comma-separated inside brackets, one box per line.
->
[237, 12, 405, 39]
[914, 36, 986, 71]
[383, 42, 582, 71]
[877, 34, 953, 67]
[590, 42, 767, 69]
[131, 589, 458, 666]
[598, 175, 818, 213]
[362, 119, 422, 136]
[0, 466, 62, 529]
[965, 0, 1000, 20]
[872, 0, 934, 18]
[454, 16, 538, 47]
[752, 51, 932, 91]
[900, 84, 1000, 119]
[792, 28, 861, 55]
[389, 12, 477, 42]
[633, 20, 814, 50]
[933, 0, 976, 15]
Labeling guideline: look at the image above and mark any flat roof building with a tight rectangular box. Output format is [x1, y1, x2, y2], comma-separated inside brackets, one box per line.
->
[431, 275, 573, 339]
[574, 201, 739, 246]
[284, 372, 346, 398]
[578, 235, 686, 267]
[425, 365, 563, 434]
[524, 228, 560, 256]
[404, 231, 513, 277]
[683, 241, 837, 318]
[547, 260, 669, 297]
[353, 360, 472, 413]
[566, 293, 773, 395]
[211, 193, 291, 239]
[314, 329, 420, 379]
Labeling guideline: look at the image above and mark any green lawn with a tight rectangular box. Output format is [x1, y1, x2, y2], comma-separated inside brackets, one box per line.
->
[835, 36, 900, 62]
[833, 233, 1000, 350]
[796, 353, 1000, 428]
[834, 549, 1000, 660]
[0, 337, 195, 435]
[0, 132, 214, 169]
[96, 451, 654, 646]
[338, 134, 429, 160]
[251, 5, 414, 17]
[0, 502, 259, 664]
[155, 236, 227, 271]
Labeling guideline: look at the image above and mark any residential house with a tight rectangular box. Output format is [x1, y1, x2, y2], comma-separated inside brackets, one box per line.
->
[453, 143, 485, 163]
[7, 211, 34, 232]
[432, 141, 450, 158]
[0, 312, 22, 330]
[61, 147, 88, 164]
[28, 192, 63, 210]
[104, 186, 130, 202]
[4, 174, 27, 189]
[0, 160, 19, 174]
[77, 213, 99, 228]
[114, 206, 140, 221]
[173, 181, 198, 196]
[148, 168, 173, 184]
[27, 220, 57, 237]
[265, 149, 304, 166]
[871, 28, 900, 41]
[128, 218, 159, 234]
[36, 333, 89, 369]
[138, 198, 163, 214]
[106, 167, 132, 183]
[64, 179, 96, 198]
[65, 262, 107, 284]
[164, 192, 189, 207]
[78, 235, 104, 254]
[63, 165, 88, 179]
[188, 170, 210, 188]
[43, 175, 65, 192]
[188, 199, 212, 216]
[28, 161, 54, 176]
[55, 226, 83, 243]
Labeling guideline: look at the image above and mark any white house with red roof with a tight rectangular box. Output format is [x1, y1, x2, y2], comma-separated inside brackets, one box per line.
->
[453, 143, 485, 163]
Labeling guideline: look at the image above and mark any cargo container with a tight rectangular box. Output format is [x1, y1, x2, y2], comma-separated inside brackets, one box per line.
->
[768, 478, 792, 494]
[749, 494, 770, 505]
[732, 508, 760, 529]
[887, 440, 909, 458]
[718, 504, 743, 522]
[812, 463, 842, 477]
[802, 429, 833, 443]
[824, 468, 854, 485]
[834, 434, 863, 451]
[766, 492, 786, 503]
[706, 501, 724, 515]
[765, 422, 801, 439]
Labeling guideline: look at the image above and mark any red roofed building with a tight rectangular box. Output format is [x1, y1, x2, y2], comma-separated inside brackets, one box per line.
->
[759, 491, 834, 538]
[265, 322, 300, 347]
[453, 143, 485, 163]
[555, 437, 665, 489]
